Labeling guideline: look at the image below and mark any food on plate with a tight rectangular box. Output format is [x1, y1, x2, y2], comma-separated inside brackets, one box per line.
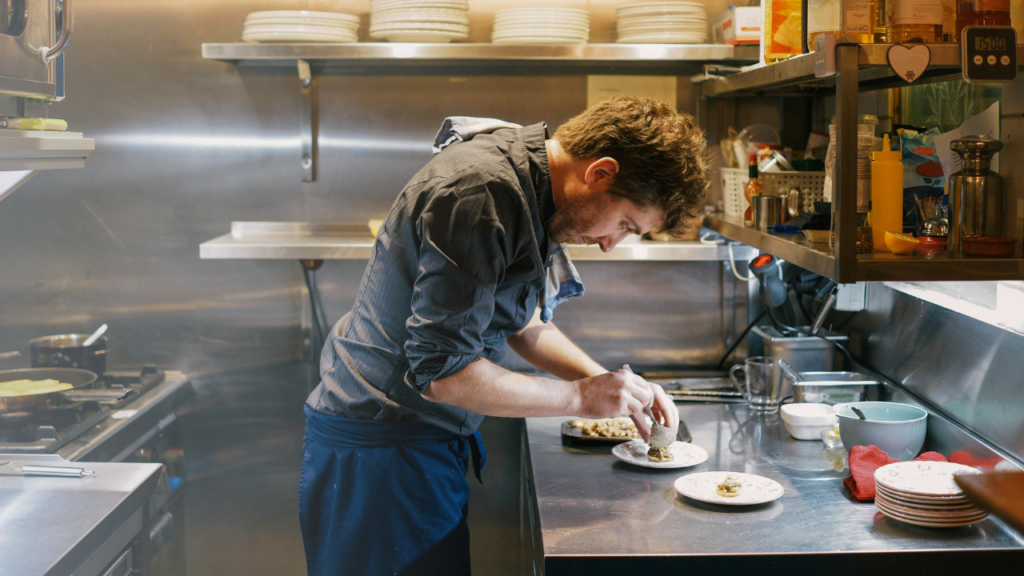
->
[716, 475, 744, 497]
[568, 417, 638, 438]
[0, 379, 74, 397]
[647, 444, 673, 462]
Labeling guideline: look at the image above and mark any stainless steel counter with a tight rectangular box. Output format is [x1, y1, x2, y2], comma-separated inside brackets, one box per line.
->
[0, 458, 162, 576]
[522, 402, 1024, 575]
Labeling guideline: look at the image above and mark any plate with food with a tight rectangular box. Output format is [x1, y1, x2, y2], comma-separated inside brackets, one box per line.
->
[562, 417, 640, 444]
[673, 472, 784, 506]
[611, 440, 709, 469]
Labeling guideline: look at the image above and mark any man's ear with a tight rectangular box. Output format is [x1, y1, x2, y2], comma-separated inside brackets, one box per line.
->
[584, 157, 620, 186]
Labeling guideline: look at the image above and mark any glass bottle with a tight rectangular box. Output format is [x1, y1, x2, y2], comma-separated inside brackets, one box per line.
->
[744, 154, 763, 226]
[956, 0, 1011, 39]
[807, 0, 841, 47]
[888, 0, 944, 42]
[873, 0, 889, 41]
[843, 0, 877, 42]
[765, 0, 805, 62]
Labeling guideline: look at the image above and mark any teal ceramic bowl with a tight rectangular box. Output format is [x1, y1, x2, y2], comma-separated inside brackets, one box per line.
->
[833, 402, 928, 460]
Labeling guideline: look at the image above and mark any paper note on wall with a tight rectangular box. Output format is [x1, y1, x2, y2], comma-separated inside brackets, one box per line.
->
[586, 76, 677, 109]
[933, 102, 1001, 177]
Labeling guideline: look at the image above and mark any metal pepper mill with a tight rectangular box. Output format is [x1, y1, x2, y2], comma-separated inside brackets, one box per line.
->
[949, 136, 1003, 257]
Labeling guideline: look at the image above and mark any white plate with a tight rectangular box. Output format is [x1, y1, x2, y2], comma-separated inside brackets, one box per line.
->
[495, 7, 589, 16]
[492, 37, 587, 45]
[617, 2, 707, 15]
[376, 30, 466, 42]
[495, 21, 590, 31]
[371, 21, 468, 32]
[874, 462, 981, 497]
[243, 31, 357, 43]
[875, 499, 988, 528]
[372, 11, 469, 24]
[875, 485, 977, 509]
[247, 10, 360, 23]
[875, 495, 988, 520]
[674, 471, 785, 506]
[493, 28, 589, 37]
[616, 34, 708, 44]
[618, 25, 707, 33]
[373, 0, 468, 10]
[494, 14, 590, 24]
[492, 33, 588, 41]
[245, 24, 360, 35]
[611, 440, 709, 469]
[246, 16, 360, 26]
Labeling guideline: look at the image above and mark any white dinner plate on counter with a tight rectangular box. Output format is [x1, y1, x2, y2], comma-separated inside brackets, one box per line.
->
[674, 471, 784, 505]
[611, 440, 708, 469]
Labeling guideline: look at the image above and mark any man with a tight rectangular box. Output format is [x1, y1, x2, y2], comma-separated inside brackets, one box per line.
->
[300, 96, 708, 575]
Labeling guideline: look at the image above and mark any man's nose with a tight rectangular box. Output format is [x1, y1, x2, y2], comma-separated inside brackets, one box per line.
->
[598, 230, 629, 252]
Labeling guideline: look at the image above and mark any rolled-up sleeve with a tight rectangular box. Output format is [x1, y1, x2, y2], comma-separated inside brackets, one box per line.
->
[404, 181, 519, 392]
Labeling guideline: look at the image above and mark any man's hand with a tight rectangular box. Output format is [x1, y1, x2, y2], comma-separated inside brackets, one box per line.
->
[572, 369, 679, 442]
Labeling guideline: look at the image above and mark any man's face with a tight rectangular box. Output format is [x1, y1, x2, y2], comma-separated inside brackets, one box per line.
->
[548, 157, 665, 252]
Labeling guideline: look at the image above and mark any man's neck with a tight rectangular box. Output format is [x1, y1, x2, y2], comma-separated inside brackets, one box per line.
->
[545, 138, 572, 211]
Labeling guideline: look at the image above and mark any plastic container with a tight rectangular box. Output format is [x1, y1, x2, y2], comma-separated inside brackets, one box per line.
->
[781, 403, 838, 440]
[870, 134, 904, 253]
[834, 402, 928, 460]
[721, 168, 825, 220]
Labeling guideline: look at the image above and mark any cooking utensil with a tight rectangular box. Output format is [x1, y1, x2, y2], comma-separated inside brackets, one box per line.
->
[851, 406, 867, 420]
[751, 195, 784, 230]
[81, 324, 108, 347]
[0, 461, 95, 477]
[834, 402, 927, 460]
[30, 333, 107, 375]
[0, 368, 98, 415]
[778, 358, 802, 383]
[949, 136, 1006, 256]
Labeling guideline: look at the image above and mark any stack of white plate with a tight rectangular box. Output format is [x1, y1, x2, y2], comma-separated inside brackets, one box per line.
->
[491, 8, 590, 45]
[243, 11, 360, 43]
[874, 462, 989, 528]
[616, 1, 708, 44]
[369, 0, 469, 43]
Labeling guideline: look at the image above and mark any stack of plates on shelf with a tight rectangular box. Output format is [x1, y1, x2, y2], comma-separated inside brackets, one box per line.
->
[369, 0, 469, 43]
[874, 462, 989, 528]
[491, 8, 590, 45]
[616, 1, 708, 44]
[242, 11, 360, 43]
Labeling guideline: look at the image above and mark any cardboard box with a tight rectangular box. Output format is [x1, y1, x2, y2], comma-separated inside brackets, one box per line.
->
[712, 6, 762, 45]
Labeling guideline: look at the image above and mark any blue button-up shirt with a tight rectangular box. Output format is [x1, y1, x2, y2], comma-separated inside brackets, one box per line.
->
[306, 124, 555, 436]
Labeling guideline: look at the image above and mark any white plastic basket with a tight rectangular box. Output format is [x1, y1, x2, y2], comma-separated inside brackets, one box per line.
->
[722, 168, 827, 218]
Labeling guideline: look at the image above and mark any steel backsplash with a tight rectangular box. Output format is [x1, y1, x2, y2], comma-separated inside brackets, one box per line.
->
[848, 283, 1024, 465]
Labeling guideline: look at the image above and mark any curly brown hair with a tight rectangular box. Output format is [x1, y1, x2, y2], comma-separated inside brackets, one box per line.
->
[553, 96, 709, 237]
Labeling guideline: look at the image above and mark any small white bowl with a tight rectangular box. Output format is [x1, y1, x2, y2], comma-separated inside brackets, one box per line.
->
[781, 402, 838, 440]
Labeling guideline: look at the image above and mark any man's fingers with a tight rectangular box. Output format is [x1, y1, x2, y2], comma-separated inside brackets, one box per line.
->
[630, 413, 652, 442]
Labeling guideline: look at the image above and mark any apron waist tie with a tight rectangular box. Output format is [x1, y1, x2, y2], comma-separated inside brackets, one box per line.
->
[303, 405, 485, 482]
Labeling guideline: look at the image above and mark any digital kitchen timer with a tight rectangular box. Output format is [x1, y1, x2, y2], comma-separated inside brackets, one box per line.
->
[961, 26, 1018, 84]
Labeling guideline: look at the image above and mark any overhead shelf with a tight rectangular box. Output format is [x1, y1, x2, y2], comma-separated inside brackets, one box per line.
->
[199, 221, 758, 262]
[0, 130, 95, 171]
[705, 214, 1024, 282]
[201, 42, 759, 71]
[697, 44, 1024, 98]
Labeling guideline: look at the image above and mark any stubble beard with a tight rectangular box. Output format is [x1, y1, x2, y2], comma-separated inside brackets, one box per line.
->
[547, 197, 604, 245]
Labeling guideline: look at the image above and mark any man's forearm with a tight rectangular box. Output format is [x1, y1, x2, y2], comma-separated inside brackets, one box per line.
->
[507, 308, 605, 380]
[423, 358, 580, 418]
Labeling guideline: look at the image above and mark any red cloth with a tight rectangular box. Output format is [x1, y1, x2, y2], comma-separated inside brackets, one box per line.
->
[843, 445, 948, 501]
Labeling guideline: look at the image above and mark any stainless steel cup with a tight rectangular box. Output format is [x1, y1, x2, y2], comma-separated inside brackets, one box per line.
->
[751, 196, 784, 230]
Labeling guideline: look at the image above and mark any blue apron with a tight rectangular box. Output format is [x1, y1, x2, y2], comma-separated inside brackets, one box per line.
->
[299, 406, 485, 576]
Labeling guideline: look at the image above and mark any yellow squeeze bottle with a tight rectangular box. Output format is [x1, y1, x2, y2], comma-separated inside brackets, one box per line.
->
[870, 133, 904, 253]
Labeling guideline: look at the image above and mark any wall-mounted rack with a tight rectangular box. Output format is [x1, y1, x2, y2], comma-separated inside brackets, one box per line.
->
[696, 40, 1024, 283]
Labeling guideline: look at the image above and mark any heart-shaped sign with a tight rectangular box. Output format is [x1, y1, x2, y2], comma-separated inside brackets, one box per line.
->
[888, 43, 931, 83]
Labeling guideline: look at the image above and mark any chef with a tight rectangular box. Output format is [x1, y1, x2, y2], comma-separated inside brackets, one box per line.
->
[299, 96, 709, 576]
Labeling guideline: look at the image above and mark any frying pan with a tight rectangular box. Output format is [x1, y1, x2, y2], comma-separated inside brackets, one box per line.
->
[0, 368, 98, 415]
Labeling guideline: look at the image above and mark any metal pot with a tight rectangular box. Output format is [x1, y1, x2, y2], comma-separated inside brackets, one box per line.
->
[0, 368, 98, 414]
[29, 334, 107, 375]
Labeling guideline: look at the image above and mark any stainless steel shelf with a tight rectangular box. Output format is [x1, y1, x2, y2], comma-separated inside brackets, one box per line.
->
[705, 214, 1024, 282]
[697, 44, 1024, 98]
[199, 221, 758, 262]
[201, 42, 759, 70]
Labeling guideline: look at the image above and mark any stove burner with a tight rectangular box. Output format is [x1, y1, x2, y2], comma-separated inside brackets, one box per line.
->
[0, 366, 165, 453]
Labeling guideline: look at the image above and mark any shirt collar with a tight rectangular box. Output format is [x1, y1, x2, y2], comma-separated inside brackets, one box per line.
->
[521, 123, 556, 229]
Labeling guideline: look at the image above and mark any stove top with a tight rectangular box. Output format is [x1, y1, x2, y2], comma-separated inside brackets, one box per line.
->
[0, 366, 190, 457]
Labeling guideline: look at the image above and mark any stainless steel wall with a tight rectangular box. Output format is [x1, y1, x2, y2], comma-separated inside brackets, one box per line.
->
[0, 1, 745, 575]
[849, 284, 1024, 465]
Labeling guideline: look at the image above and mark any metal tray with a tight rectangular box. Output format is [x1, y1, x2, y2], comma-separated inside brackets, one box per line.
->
[792, 371, 879, 404]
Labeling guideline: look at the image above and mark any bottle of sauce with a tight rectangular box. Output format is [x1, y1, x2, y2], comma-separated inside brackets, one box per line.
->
[765, 0, 805, 62]
[873, 0, 889, 41]
[744, 154, 763, 226]
[956, 0, 1011, 39]
[870, 134, 904, 252]
[843, 0, 876, 41]
[888, 0, 944, 41]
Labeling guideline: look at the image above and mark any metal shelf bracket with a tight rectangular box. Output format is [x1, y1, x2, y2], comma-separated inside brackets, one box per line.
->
[297, 59, 318, 183]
